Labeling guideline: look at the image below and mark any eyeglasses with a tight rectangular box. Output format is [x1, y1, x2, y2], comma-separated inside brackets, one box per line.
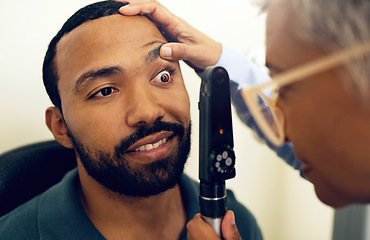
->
[241, 41, 370, 146]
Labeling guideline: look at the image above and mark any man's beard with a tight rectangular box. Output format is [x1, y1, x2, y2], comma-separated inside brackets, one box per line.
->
[67, 120, 191, 198]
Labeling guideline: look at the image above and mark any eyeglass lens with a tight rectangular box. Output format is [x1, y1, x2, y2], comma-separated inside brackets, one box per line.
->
[254, 93, 281, 138]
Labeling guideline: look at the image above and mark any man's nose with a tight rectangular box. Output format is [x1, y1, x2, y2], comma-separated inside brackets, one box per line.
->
[125, 85, 165, 127]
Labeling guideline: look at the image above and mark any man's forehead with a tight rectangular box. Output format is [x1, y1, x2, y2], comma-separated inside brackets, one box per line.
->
[58, 14, 163, 47]
[55, 14, 167, 89]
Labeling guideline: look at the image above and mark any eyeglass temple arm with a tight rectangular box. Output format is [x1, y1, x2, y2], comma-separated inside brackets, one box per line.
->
[259, 41, 370, 89]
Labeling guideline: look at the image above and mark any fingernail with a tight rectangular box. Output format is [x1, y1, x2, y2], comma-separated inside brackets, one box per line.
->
[161, 46, 172, 58]
[230, 211, 236, 225]
[119, 5, 130, 11]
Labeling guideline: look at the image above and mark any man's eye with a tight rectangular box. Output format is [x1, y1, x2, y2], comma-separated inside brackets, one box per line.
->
[152, 70, 172, 83]
[91, 87, 117, 98]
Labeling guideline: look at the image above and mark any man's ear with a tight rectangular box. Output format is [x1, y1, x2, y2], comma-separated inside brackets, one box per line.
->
[45, 107, 73, 149]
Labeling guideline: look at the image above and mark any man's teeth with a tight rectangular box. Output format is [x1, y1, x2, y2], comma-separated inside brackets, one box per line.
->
[135, 138, 167, 152]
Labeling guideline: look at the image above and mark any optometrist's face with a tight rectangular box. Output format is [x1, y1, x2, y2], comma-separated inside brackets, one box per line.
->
[266, 0, 370, 207]
[54, 15, 191, 196]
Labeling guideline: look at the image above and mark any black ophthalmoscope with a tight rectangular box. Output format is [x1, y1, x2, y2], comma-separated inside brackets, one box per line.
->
[198, 66, 236, 238]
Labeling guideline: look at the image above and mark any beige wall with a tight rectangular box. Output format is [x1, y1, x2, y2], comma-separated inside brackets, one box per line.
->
[0, 0, 333, 239]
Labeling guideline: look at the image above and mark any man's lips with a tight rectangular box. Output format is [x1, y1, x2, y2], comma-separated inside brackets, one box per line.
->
[134, 137, 167, 152]
[125, 131, 174, 153]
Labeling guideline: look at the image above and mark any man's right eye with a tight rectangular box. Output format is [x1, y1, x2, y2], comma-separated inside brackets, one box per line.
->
[90, 87, 118, 99]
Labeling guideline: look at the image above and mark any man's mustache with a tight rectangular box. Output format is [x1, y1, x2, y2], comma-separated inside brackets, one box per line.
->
[115, 120, 185, 155]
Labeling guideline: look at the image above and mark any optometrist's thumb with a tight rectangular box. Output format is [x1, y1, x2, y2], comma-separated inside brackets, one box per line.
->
[221, 211, 243, 240]
[160, 43, 202, 72]
[160, 42, 221, 72]
[160, 43, 188, 61]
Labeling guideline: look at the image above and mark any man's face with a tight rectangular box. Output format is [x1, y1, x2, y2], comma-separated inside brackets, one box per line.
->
[55, 15, 191, 197]
[266, 0, 370, 207]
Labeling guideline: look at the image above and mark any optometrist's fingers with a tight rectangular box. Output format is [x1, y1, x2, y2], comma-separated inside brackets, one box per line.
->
[186, 211, 242, 240]
[118, 0, 190, 43]
[117, 0, 163, 15]
[221, 211, 243, 240]
[118, 0, 175, 28]
[117, 0, 222, 70]
[159, 40, 221, 71]
[186, 213, 220, 240]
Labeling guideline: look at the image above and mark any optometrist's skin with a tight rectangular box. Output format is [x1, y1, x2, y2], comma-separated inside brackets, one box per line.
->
[117, 0, 222, 71]
[267, 0, 370, 208]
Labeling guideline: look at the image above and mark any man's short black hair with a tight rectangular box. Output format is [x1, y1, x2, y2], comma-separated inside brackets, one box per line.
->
[42, 1, 127, 110]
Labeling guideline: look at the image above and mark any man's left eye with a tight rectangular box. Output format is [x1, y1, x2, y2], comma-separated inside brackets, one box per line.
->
[152, 70, 172, 83]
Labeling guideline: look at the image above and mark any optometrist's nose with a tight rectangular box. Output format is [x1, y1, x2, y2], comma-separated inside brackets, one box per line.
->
[126, 85, 165, 127]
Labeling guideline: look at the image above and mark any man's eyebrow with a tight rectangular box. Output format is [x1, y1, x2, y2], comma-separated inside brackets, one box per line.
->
[145, 42, 166, 64]
[74, 66, 123, 93]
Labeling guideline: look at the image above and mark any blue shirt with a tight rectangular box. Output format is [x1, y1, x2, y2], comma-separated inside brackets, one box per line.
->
[0, 168, 262, 239]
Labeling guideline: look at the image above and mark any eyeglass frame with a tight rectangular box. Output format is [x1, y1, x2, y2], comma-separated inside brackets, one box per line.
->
[241, 41, 370, 146]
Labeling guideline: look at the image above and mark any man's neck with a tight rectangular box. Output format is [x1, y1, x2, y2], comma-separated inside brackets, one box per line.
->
[77, 165, 186, 240]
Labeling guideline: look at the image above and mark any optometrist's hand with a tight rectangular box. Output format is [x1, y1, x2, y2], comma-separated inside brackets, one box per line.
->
[116, 0, 222, 71]
[187, 211, 243, 240]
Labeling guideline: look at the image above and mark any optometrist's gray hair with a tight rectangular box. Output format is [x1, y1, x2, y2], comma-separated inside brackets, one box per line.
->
[253, 0, 370, 104]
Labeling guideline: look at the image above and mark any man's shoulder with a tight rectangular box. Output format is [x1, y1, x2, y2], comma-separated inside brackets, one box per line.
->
[0, 194, 42, 239]
[0, 168, 80, 240]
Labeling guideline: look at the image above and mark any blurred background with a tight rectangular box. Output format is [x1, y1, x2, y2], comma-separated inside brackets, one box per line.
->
[0, 0, 334, 239]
